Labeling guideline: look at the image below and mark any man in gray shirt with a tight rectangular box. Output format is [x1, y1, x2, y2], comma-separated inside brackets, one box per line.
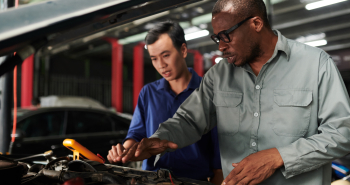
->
[115, 0, 350, 184]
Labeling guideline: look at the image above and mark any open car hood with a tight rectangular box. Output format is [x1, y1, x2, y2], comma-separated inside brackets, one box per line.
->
[0, 0, 199, 57]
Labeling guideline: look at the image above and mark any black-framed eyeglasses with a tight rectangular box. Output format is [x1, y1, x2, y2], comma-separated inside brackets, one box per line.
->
[211, 16, 253, 45]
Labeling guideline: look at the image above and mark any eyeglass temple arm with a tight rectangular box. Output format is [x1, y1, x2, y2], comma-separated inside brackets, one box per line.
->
[225, 16, 254, 33]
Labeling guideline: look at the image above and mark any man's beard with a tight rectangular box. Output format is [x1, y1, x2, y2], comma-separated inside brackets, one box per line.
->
[234, 42, 263, 67]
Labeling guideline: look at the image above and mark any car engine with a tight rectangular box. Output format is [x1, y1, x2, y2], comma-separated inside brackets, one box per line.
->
[0, 154, 214, 185]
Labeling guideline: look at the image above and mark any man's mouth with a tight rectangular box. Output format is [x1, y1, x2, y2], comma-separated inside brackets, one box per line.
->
[224, 56, 236, 64]
[162, 70, 171, 77]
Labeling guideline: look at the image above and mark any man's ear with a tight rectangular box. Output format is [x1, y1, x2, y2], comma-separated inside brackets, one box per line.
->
[181, 43, 188, 58]
[252, 16, 264, 32]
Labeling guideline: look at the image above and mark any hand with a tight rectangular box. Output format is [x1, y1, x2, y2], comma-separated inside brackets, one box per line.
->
[223, 148, 284, 185]
[121, 138, 178, 163]
[107, 143, 126, 164]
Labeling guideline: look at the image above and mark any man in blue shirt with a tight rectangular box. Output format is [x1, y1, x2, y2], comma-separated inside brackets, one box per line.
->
[107, 21, 223, 184]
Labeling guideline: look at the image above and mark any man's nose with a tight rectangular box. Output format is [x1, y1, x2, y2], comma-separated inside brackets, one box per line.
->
[218, 41, 228, 52]
[158, 59, 167, 68]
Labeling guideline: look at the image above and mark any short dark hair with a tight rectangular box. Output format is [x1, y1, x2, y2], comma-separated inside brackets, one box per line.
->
[145, 21, 186, 51]
[212, 0, 271, 29]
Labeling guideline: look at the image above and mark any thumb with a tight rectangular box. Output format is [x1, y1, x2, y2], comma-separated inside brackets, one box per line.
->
[167, 141, 178, 150]
[232, 163, 238, 167]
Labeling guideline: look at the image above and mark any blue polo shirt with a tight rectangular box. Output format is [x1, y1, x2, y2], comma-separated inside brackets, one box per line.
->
[125, 68, 221, 180]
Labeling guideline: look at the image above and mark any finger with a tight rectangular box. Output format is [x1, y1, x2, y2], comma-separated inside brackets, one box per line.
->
[135, 139, 151, 157]
[227, 172, 247, 185]
[108, 150, 116, 162]
[224, 163, 244, 183]
[117, 148, 130, 161]
[122, 142, 139, 163]
[107, 153, 113, 163]
[111, 146, 120, 162]
[117, 143, 125, 156]
[155, 140, 177, 154]
[117, 147, 129, 162]
[248, 179, 260, 185]
[163, 140, 178, 150]
[232, 163, 238, 167]
[111, 146, 118, 158]
[236, 176, 252, 185]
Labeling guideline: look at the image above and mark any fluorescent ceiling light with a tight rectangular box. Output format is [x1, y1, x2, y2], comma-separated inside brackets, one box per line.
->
[296, 33, 326, 43]
[215, 57, 223, 64]
[119, 29, 209, 45]
[192, 13, 212, 26]
[305, 39, 327, 47]
[184, 26, 201, 34]
[185, 30, 209, 41]
[305, 0, 347, 10]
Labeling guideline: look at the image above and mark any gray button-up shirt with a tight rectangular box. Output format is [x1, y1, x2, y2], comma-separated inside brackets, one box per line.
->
[151, 30, 350, 184]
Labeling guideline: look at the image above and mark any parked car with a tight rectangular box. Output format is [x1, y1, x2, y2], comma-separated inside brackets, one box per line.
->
[39, 95, 107, 110]
[12, 106, 131, 160]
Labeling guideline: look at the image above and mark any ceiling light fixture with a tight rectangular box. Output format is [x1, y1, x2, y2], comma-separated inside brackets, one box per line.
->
[185, 30, 209, 41]
[296, 33, 326, 43]
[118, 29, 209, 45]
[304, 39, 327, 47]
[191, 13, 212, 26]
[305, 0, 347, 10]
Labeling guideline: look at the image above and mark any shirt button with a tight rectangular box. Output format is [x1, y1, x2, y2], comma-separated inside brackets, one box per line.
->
[252, 142, 257, 146]
[254, 112, 259, 117]
[255, 85, 261, 90]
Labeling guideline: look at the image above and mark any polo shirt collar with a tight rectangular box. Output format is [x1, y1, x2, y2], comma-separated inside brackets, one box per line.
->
[157, 68, 199, 92]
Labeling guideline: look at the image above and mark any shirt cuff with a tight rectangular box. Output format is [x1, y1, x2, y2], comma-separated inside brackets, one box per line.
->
[149, 130, 170, 141]
[277, 145, 302, 179]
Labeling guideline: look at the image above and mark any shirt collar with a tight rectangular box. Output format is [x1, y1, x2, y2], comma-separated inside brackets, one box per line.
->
[239, 30, 291, 72]
[274, 30, 291, 61]
[157, 68, 199, 91]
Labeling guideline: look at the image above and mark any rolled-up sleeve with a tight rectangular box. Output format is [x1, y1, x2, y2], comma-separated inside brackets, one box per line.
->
[277, 53, 350, 178]
[150, 68, 218, 149]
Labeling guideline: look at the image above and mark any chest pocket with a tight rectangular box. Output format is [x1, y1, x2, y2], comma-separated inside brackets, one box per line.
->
[272, 89, 312, 137]
[214, 91, 242, 136]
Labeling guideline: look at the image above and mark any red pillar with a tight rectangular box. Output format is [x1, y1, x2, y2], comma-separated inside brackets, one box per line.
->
[188, 50, 204, 77]
[133, 43, 145, 110]
[104, 38, 123, 112]
[21, 54, 34, 108]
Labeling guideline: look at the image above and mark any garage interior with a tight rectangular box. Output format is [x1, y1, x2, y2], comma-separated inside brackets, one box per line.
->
[1, 0, 350, 184]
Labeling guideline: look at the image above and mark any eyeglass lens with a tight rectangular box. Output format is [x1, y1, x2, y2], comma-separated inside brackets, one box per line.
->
[218, 32, 230, 43]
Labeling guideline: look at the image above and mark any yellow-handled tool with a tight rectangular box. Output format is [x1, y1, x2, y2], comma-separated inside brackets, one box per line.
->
[63, 139, 104, 163]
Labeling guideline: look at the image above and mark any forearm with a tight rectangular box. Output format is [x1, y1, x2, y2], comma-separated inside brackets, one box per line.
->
[123, 139, 137, 149]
